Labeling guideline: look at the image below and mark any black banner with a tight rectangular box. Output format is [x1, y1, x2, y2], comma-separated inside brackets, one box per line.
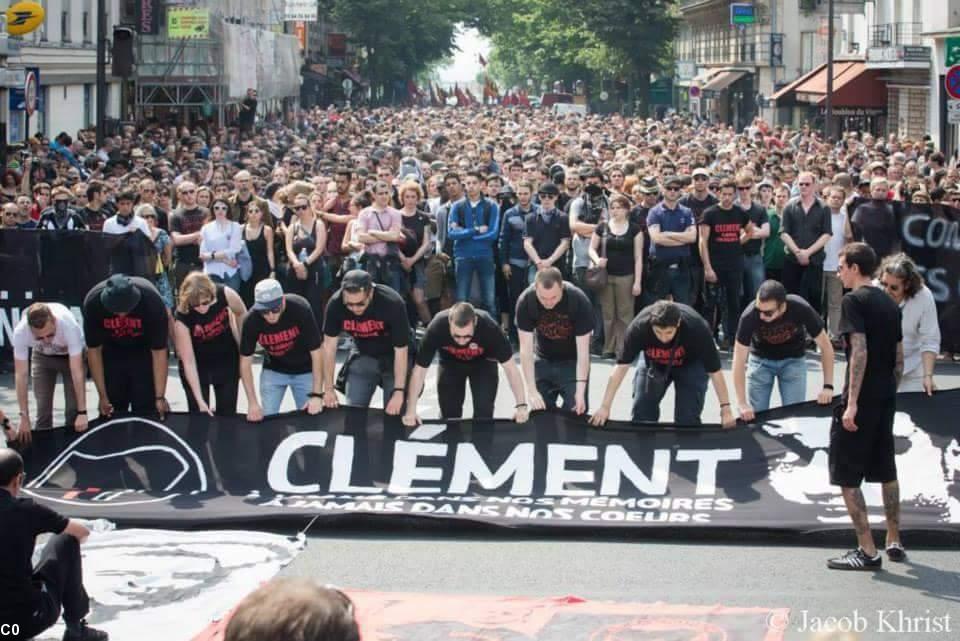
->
[14, 392, 960, 532]
[0, 229, 157, 364]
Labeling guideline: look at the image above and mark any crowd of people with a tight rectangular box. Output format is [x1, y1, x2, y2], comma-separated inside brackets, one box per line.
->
[1, 105, 956, 638]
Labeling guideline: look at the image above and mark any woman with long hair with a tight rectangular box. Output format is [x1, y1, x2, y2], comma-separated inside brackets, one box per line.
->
[200, 197, 245, 291]
[241, 200, 276, 308]
[173, 272, 247, 415]
[878, 253, 940, 394]
[398, 180, 433, 325]
[588, 194, 644, 358]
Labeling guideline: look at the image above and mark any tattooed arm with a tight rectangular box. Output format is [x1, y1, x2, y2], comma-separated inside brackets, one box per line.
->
[894, 341, 904, 389]
[842, 333, 867, 431]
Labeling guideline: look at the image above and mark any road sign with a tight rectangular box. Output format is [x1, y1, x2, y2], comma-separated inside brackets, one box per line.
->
[947, 37, 960, 68]
[24, 70, 36, 117]
[949, 100, 960, 125]
[689, 86, 700, 98]
[946, 66, 960, 100]
[730, 3, 755, 26]
[689, 97, 701, 114]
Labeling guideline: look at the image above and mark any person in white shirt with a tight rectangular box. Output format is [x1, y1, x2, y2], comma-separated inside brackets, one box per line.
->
[11, 303, 88, 445]
[101, 191, 150, 236]
[878, 253, 941, 395]
[200, 197, 244, 291]
[821, 186, 851, 345]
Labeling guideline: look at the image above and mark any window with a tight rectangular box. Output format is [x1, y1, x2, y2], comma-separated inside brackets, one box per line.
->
[801, 32, 815, 73]
[83, 11, 90, 42]
[84, 84, 93, 126]
[62, 9, 71, 43]
[37, 0, 47, 42]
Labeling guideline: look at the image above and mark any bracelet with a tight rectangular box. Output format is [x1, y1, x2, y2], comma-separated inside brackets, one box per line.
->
[308, 392, 323, 399]
[76, 410, 87, 415]
[720, 402, 731, 408]
[576, 379, 588, 383]
[823, 384, 834, 390]
[393, 387, 405, 394]
[156, 396, 166, 401]
[515, 403, 528, 408]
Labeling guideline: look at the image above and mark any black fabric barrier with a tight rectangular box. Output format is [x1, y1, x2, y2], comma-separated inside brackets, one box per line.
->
[0, 229, 157, 364]
[14, 391, 960, 532]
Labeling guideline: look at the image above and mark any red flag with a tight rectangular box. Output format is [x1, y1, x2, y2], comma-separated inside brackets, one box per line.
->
[465, 87, 478, 105]
[518, 90, 531, 108]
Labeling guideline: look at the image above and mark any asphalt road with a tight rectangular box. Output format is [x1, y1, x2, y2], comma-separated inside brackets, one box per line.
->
[3, 351, 959, 641]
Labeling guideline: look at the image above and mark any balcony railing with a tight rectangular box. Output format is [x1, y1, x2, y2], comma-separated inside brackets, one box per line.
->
[869, 22, 923, 48]
[675, 25, 777, 67]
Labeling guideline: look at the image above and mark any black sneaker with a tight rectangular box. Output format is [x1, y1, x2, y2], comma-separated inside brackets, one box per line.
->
[886, 542, 907, 562]
[827, 548, 882, 571]
[63, 621, 109, 641]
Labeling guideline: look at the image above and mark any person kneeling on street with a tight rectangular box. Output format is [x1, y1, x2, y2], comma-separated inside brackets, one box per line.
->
[0, 447, 108, 641]
[321, 270, 411, 415]
[239, 279, 324, 421]
[403, 302, 529, 426]
[590, 300, 736, 428]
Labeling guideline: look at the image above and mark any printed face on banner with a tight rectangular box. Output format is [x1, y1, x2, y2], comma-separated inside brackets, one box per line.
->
[762, 412, 960, 523]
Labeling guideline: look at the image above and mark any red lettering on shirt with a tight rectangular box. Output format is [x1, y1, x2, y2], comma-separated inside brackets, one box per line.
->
[192, 307, 230, 343]
[713, 222, 743, 244]
[536, 311, 573, 341]
[103, 316, 144, 339]
[258, 326, 301, 357]
[644, 345, 687, 367]
[757, 321, 801, 345]
[443, 343, 485, 361]
[343, 318, 387, 339]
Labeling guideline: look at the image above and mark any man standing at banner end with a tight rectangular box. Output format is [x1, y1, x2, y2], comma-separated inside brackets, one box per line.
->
[0, 448, 109, 641]
[827, 242, 904, 571]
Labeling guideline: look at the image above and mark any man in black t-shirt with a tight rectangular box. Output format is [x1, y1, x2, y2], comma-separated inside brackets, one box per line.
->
[83, 275, 169, 418]
[699, 179, 753, 349]
[680, 168, 719, 314]
[516, 268, 593, 414]
[733, 280, 834, 421]
[239, 279, 324, 421]
[402, 302, 528, 425]
[590, 300, 735, 428]
[827, 242, 905, 571]
[169, 181, 209, 293]
[321, 270, 411, 414]
[0, 448, 107, 641]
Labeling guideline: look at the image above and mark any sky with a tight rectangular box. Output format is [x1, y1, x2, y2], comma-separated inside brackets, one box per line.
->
[437, 27, 492, 86]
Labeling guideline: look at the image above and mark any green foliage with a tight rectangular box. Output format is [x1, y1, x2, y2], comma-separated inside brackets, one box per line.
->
[475, 0, 679, 113]
[329, 0, 471, 98]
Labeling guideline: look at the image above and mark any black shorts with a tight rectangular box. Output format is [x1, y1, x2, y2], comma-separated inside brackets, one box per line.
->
[829, 400, 897, 487]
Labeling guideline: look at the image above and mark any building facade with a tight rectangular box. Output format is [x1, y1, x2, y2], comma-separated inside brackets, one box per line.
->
[0, 0, 123, 143]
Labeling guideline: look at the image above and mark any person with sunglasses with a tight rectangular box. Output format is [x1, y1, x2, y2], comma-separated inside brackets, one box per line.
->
[0, 448, 109, 641]
[780, 171, 832, 317]
[320, 270, 411, 414]
[170, 181, 209, 294]
[732, 280, 835, 422]
[647, 175, 697, 306]
[402, 302, 528, 427]
[523, 181, 571, 283]
[200, 197, 245, 292]
[239, 279, 324, 421]
[11, 303, 89, 446]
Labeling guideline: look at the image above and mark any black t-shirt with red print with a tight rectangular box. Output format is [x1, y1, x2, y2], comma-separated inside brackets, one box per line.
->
[323, 285, 411, 358]
[83, 276, 168, 355]
[415, 309, 512, 368]
[736, 294, 824, 360]
[175, 284, 239, 368]
[240, 294, 322, 374]
[618, 303, 721, 373]
[515, 282, 594, 362]
[701, 204, 750, 271]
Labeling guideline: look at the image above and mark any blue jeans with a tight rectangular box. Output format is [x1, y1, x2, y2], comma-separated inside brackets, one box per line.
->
[455, 256, 497, 316]
[742, 253, 765, 304]
[747, 355, 807, 411]
[211, 270, 243, 293]
[649, 259, 691, 305]
[632, 359, 708, 424]
[260, 368, 313, 415]
[534, 357, 587, 413]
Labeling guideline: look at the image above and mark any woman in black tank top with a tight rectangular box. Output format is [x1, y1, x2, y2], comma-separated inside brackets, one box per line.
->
[241, 202, 275, 307]
[284, 193, 327, 323]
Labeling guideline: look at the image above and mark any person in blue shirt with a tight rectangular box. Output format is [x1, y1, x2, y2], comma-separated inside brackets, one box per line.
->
[646, 176, 697, 305]
[448, 171, 500, 316]
[499, 180, 538, 340]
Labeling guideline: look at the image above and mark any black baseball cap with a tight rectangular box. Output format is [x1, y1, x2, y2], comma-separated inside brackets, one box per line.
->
[100, 275, 141, 314]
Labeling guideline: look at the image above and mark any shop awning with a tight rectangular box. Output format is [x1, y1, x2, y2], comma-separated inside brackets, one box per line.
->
[701, 70, 747, 92]
[795, 62, 886, 108]
[770, 65, 825, 102]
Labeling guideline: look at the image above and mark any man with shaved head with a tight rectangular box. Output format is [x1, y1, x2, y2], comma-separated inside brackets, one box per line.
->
[0, 447, 107, 641]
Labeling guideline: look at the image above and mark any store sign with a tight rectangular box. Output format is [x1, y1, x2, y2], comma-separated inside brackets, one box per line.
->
[867, 46, 931, 64]
[770, 34, 784, 67]
[675, 61, 696, 81]
[948, 100, 960, 125]
[730, 3, 755, 25]
[947, 37, 960, 68]
[167, 7, 209, 39]
[284, 0, 318, 22]
[135, 0, 161, 35]
[818, 106, 885, 117]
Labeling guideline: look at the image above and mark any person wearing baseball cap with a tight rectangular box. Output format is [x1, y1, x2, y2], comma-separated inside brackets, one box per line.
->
[82, 275, 170, 419]
[320, 270, 412, 414]
[239, 278, 324, 421]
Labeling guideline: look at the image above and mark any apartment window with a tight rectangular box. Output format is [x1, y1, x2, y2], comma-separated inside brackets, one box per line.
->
[62, 9, 71, 43]
[83, 12, 90, 42]
[37, 0, 47, 42]
[801, 32, 815, 73]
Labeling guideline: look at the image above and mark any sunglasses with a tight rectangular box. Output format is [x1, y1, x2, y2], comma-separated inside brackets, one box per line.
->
[798, 182, 812, 187]
[737, 186, 751, 191]
[260, 303, 283, 315]
[665, 186, 680, 192]
[452, 332, 474, 341]
[758, 307, 780, 318]
[193, 298, 214, 308]
[294, 204, 309, 211]
[213, 205, 229, 211]
[180, 189, 196, 195]
[539, 193, 557, 198]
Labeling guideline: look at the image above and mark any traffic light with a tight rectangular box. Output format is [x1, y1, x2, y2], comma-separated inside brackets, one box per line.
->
[112, 26, 135, 77]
